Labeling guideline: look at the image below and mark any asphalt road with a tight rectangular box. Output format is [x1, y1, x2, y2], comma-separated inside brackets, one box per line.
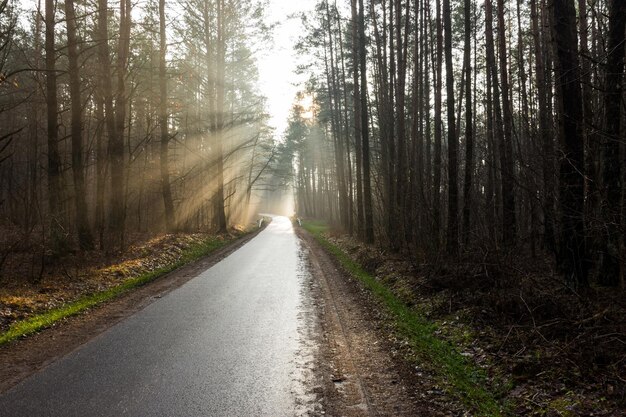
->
[0, 216, 316, 416]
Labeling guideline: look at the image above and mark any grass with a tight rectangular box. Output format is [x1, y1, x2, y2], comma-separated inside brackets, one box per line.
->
[303, 220, 507, 417]
[0, 235, 237, 347]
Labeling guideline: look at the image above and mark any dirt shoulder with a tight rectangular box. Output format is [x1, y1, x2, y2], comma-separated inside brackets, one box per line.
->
[313, 230, 625, 416]
[0, 228, 263, 394]
[299, 228, 467, 416]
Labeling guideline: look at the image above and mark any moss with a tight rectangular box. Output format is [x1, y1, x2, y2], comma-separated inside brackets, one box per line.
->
[548, 393, 580, 417]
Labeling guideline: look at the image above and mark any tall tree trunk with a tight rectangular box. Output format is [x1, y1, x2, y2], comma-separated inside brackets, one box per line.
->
[552, 0, 588, 287]
[95, 94, 105, 249]
[387, 0, 397, 247]
[323, 1, 348, 231]
[531, 0, 555, 252]
[418, 0, 433, 239]
[159, 0, 175, 232]
[351, 0, 364, 239]
[97, 0, 115, 250]
[497, 0, 516, 246]
[109, 0, 131, 248]
[45, 0, 64, 252]
[394, 0, 409, 246]
[598, 0, 626, 286]
[213, 0, 227, 233]
[334, 2, 354, 234]
[370, 0, 389, 243]
[433, 0, 443, 248]
[443, 0, 458, 255]
[461, 0, 473, 246]
[359, 0, 374, 243]
[485, 0, 504, 247]
[65, 0, 94, 250]
[27, 2, 43, 230]
[578, 0, 600, 266]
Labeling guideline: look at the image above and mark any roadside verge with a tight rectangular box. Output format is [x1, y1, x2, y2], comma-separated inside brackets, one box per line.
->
[300, 220, 507, 417]
[0, 224, 266, 393]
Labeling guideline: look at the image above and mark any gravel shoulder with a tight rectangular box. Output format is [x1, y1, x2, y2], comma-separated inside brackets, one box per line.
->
[298, 228, 462, 416]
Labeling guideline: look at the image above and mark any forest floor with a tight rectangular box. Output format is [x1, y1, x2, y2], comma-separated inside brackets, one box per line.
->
[305, 221, 625, 416]
[0, 228, 258, 337]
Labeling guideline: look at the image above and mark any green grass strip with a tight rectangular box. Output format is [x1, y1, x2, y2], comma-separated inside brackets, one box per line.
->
[303, 221, 506, 417]
[0, 235, 238, 347]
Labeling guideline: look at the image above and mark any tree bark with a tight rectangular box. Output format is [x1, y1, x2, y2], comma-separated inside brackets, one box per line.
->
[351, 0, 364, 240]
[552, 0, 588, 287]
[433, 0, 443, 248]
[97, 0, 116, 250]
[359, 0, 374, 243]
[497, 0, 516, 246]
[461, 0, 473, 246]
[65, 0, 94, 250]
[323, 1, 348, 231]
[213, 0, 228, 233]
[485, 0, 504, 247]
[531, 0, 556, 252]
[394, 0, 409, 246]
[45, 0, 64, 252]
[159, 0, 175, 232]
[443, 0, 458, 255]
[598, 0, 626, 286]
[109, 0, 131, 248]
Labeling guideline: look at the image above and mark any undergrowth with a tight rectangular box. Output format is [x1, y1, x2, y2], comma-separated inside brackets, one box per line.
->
[303, 220, 507, 417]
[0, 236, 234, 347]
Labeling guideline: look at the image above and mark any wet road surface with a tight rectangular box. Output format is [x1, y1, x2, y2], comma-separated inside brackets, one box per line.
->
[0, 216, 317, 416]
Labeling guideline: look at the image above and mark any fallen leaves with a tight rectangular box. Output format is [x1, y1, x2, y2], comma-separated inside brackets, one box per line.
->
[0, 233, 216, 334]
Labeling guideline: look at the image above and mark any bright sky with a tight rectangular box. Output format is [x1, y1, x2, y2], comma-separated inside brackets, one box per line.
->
[257, 0, 316, 137]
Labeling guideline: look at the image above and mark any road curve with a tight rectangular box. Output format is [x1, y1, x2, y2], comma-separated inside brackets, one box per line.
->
[0, 216, 317, 416]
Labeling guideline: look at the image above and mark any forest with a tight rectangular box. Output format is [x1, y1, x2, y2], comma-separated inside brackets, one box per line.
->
[0, 0, 274, 262]
[283, 0, 626, 290]
[1, 0, 624, 285]
[0, 0, 624, 413]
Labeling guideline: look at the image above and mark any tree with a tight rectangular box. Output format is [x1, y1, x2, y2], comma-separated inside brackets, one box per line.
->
[65, 0, 94, 250]
[530, 0, 555, 252]
[598, 0, 626, 286]
[497, 0, 516, 246]
[461, 0, 473, 245]
[213, 0, 228, 233]
[45, 0, 64, 252]
[433, 0, 443, 248]
[159, 0, 175, 232]
[443, 0, 458, 255]
[552, 0, 587, 287]
[109, 0, 132, 247]
[96, 0, 116, 249]
[358, 0, 373, 243]
[350, 0, 364, 239]
[484, 0, 504, 247]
